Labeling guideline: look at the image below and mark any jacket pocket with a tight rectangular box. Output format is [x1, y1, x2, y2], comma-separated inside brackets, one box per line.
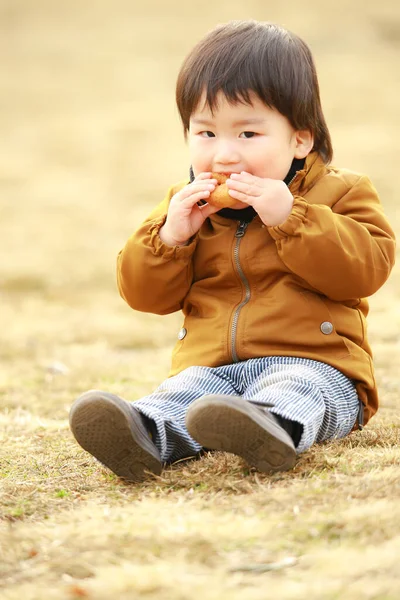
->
[300, 291, 352, 359]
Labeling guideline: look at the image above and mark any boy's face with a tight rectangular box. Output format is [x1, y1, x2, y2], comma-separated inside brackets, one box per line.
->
[189, 91, 312, 209]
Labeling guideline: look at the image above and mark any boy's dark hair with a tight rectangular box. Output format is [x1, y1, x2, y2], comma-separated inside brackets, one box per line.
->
[176, 20, 333, 163]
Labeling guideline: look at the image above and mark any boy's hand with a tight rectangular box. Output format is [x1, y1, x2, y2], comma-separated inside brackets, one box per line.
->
[159, 173, 220, 246]
[227, 172, 294, 227]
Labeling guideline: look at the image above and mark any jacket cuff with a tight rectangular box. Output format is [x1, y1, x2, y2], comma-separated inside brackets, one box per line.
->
[268, 197, 308, 240]
[149, 215, 198, 259]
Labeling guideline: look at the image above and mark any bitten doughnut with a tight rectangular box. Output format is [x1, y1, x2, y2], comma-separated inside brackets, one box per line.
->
[208, 172, 236, 208]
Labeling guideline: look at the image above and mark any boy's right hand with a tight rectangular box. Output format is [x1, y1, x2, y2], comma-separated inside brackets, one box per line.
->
[159, 173, 219, 247]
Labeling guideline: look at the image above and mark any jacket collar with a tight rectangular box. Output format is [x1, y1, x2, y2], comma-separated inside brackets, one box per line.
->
[288, 151, 327, 196]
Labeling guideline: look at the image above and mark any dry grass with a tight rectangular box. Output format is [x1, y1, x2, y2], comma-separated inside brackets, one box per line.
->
[1, 0, 400, 598]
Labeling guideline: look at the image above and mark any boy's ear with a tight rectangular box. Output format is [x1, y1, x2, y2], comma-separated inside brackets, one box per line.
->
[294, 129, 314, 159]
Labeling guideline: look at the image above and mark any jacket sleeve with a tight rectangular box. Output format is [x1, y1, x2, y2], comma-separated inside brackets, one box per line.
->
[117, 183, 197, 314]
[268, 174, 396, 301]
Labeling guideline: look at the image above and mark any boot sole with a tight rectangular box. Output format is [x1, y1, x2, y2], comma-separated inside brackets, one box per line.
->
[69, 391, 162, 482]
[186, 395, 296, 473]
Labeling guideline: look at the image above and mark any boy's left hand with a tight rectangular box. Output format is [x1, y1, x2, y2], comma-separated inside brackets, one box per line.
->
[227, 172, 294, 227]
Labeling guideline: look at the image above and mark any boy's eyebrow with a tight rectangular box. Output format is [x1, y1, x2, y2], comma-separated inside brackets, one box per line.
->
[191, 118, 267, 126]
[233, 118, 267, 126]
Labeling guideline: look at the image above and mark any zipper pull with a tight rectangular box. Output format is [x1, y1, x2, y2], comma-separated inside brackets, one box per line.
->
[235, 221, 249, 238]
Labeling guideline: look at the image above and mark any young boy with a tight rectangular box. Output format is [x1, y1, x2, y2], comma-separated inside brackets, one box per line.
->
[69, 20, 395, 482]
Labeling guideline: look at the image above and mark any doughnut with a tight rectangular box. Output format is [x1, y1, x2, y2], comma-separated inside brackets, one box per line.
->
[208, 172, 237, 208]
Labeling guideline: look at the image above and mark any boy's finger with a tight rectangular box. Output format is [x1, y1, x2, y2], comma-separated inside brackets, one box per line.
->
[227, 178, 259, 197]
[192, 176, 217, 185]
[178, 182, 214, 197]
[180, 189, 213, 205]
[194, 172, 215, 181]
[229, 171, 256, 183]
[227, 188, 251, 204]
[191, 180, 217, 187]
[198, 202, 223, 218]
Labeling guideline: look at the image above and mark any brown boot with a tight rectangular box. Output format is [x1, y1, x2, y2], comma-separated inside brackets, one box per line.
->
[186, 394, 296, 473]
[69, 390, 162, 482]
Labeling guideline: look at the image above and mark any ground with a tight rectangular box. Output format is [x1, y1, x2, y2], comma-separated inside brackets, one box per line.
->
[1, 0, 400, 598]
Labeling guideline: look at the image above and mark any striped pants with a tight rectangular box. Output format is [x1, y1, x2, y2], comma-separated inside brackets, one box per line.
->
[134, 357, 360, 463]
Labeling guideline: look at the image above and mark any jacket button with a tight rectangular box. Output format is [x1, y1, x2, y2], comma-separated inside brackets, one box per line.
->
[320, 321, 333, 335]
[178, 327, 187, 340]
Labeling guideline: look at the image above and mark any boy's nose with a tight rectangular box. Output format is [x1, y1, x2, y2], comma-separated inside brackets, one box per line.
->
[213, 139, 241, 166]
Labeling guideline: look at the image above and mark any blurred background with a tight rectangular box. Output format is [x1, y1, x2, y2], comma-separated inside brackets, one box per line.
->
[1, 0, 399, 409]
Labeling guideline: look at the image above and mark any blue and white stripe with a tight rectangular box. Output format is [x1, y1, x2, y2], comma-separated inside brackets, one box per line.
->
[133, 357, 360, 462]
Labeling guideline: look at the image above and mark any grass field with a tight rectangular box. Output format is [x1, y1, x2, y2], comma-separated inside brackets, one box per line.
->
[1, 0, 400, 598]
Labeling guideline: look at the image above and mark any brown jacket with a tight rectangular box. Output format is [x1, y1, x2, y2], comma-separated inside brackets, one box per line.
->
[117, 153, 396, 424]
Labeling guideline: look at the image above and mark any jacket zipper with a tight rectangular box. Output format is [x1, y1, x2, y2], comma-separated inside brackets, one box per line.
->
[230, 221, 250, 362]
[287, 173, 297, 188]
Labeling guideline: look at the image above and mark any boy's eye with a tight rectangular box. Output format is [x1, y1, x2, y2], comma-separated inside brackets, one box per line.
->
[239, 131, 256, 139]
[200, 131, 215, 138]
